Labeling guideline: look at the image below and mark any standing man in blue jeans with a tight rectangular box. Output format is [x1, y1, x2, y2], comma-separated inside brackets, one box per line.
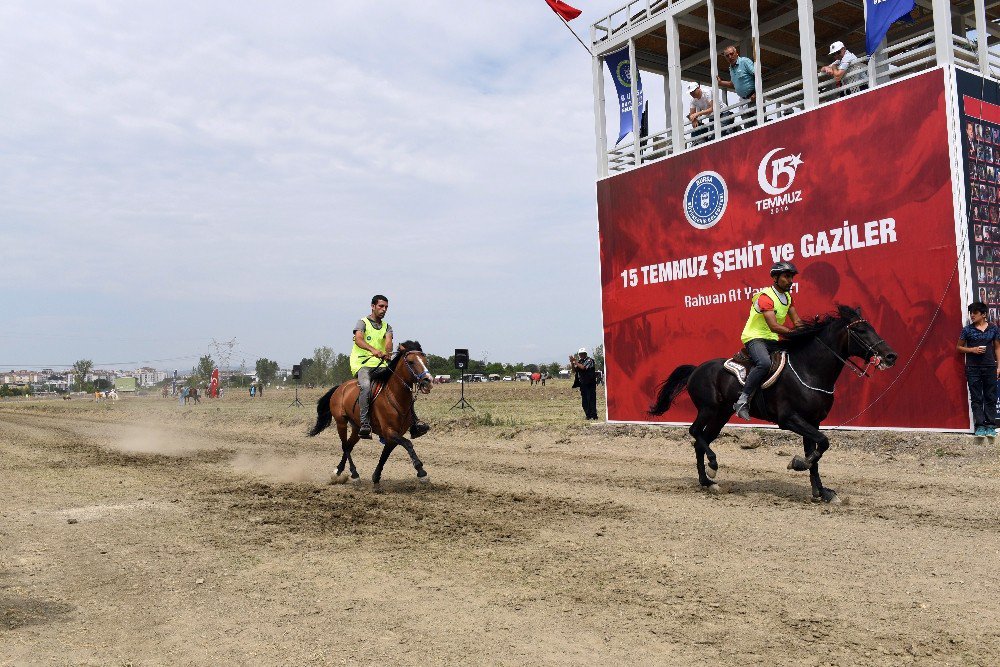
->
[957, 301, 1000, 437]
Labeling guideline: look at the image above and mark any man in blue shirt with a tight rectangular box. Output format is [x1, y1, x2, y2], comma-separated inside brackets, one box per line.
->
[717, 45, 756, 104]
[957, 301, 1000, 437]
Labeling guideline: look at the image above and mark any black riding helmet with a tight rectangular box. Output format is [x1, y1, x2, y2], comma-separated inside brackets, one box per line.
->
[770, 261, 799, 277]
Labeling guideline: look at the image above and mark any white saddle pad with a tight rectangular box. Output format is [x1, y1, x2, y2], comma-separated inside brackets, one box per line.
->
[723, 351, 787, 388]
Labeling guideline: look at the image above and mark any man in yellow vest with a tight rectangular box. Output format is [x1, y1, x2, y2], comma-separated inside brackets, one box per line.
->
[350, 294, 430, 440]
[351, 295, 394, 439]
[734, 261, 803, 420]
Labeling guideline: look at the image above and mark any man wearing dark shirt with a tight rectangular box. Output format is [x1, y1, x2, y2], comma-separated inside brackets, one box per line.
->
[957, 301, 1000, 437]
[570, 347, 599, 420]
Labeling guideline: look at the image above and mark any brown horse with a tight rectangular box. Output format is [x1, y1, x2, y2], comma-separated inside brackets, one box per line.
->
[308, 341, 433, 485]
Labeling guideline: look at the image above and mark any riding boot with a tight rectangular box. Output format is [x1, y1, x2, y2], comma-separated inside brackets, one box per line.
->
[733, 393, 752, 421]
[409, 403, 429, 438]
[358, 422, 372, 439]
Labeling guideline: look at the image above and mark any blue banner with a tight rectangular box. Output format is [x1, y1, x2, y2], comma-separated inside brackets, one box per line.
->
[605, 48, 643, 145]
[865, 0, 915, 55]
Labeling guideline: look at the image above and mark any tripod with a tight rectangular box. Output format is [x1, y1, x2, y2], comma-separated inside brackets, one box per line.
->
[288, 379, 303, 408]
[450, 373, 474, 410]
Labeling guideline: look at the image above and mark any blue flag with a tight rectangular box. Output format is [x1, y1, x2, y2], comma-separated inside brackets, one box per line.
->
[605, 48, 643, 145]
[865, 0, 915, 55]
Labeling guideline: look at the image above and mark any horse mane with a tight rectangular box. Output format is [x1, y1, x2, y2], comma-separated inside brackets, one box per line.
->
[387, 340, 423, 372]
[774, 304, 861, 351]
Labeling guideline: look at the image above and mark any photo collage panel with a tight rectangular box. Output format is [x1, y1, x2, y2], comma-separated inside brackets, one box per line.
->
[966, 117, 1000, 322]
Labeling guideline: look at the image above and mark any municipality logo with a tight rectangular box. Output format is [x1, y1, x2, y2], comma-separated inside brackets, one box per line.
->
[684, 171, 727, 229]
[756, 147, 804, 214]
[615, 60, 632, 87]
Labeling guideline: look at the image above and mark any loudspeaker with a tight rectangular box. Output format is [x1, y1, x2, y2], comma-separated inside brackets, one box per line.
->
[454, 349, 469, 369]
[292, 364, 302, 380]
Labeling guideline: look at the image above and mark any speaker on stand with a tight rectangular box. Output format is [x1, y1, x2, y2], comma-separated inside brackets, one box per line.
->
[289, 364, 303, 407]
[450, 348, 474, 410]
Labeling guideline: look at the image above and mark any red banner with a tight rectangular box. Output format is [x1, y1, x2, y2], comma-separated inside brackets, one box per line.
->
[597, 69, 966, 429]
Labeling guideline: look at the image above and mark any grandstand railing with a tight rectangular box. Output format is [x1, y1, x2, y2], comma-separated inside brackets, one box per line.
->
[603, 26, 999, 174]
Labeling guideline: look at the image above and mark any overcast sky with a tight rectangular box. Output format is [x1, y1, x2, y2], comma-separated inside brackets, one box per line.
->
[1, 1, 636, 372]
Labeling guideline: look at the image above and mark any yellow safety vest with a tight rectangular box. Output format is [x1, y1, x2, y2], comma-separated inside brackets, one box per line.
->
[741, 286, 792, 343]
[350, 318, 390, 375]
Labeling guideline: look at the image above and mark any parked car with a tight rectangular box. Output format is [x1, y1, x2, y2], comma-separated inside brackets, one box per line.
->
[502, 376, 513, 381]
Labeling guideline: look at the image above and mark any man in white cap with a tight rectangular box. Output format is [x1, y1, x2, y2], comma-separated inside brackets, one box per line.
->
[820, 41, 862, 96]
[570, 347, 599, 420]
[688, 83, 714, 145]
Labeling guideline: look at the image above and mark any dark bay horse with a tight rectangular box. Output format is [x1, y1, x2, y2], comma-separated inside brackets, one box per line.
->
[309, 341, 432, 485]
[649, 306, 897, 503]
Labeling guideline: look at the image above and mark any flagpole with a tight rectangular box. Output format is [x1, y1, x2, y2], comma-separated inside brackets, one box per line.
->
[555, 13, 592, 56]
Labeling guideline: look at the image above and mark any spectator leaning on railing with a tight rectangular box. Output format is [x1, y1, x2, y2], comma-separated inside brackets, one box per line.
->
[688, 83, 714, 144]
[820, 41, 864, 96]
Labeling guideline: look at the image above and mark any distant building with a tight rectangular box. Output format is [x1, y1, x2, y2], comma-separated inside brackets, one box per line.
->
[128, 367, 166, 387]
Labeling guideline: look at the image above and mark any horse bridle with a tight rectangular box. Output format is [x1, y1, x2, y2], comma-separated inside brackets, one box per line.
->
[817, 318, 886, 378]
[396, 350, 432, 386]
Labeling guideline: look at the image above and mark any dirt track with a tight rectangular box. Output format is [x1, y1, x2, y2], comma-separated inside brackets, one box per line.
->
[2, 382, 999, 666]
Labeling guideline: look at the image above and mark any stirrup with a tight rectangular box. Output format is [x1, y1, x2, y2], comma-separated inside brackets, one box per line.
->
[358, 424, 372, 439]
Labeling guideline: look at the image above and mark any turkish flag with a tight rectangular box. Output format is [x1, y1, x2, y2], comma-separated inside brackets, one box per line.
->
[545, 0, 582, 21]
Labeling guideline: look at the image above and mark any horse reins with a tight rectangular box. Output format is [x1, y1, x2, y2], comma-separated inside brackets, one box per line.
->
[787, 319, 886, 394]
[375, 351, 431, 415]
[814, 319, 885, 379]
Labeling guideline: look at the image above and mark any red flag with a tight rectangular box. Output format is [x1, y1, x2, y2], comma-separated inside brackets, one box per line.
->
[545, 0, 582, 21]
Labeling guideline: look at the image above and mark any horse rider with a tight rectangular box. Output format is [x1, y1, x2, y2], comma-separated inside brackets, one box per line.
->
[733, 261, 803, 420]
[350, 294, 430, 440]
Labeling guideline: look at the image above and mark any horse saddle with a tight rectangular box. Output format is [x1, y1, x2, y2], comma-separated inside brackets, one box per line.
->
[355, 380, 386, 406]
[723, 349, 787, 388]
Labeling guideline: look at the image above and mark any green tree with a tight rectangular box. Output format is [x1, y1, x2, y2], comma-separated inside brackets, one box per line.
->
[593, 344, 605, 374]
[547, 362, 562, 377]
[304, 347, 334, 386]
[190, 355, 215, 386]
[298, 357, 315, 382]
[94, 378, 113, 391]
[72, 359, 93, 391]
[331, 353, 352, 384]
[255, 358, 280, 385]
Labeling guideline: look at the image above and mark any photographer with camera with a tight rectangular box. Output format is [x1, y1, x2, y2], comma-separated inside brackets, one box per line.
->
[570, 347, 599, 420]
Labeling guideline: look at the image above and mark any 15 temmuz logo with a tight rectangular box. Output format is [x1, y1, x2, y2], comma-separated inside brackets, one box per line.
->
[755, 148, 803, 214]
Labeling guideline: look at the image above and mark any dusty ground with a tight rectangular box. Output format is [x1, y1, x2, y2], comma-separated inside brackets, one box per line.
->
[1, 381, 998, 666]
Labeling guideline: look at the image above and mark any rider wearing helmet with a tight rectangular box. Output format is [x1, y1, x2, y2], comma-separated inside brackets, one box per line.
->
[733, 261, 803, 420]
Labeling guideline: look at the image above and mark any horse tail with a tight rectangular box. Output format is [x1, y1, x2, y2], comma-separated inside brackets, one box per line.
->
[308, 385, 338, 437]
[648, 365, 696, 416]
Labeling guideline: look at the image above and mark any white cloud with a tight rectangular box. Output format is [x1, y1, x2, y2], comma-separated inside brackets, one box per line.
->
[0, 1, 619, 366]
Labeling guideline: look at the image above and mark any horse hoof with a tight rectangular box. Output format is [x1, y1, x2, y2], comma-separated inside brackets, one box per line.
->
[788, 455, 810, 472]
[823, 489, 841, 504]
[706, 483, 723, 494]
[418, 474, 430, 484]
[706, 463, 718, 479]
[350, 472, 360, 480]
[416, 468, 428, 479]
